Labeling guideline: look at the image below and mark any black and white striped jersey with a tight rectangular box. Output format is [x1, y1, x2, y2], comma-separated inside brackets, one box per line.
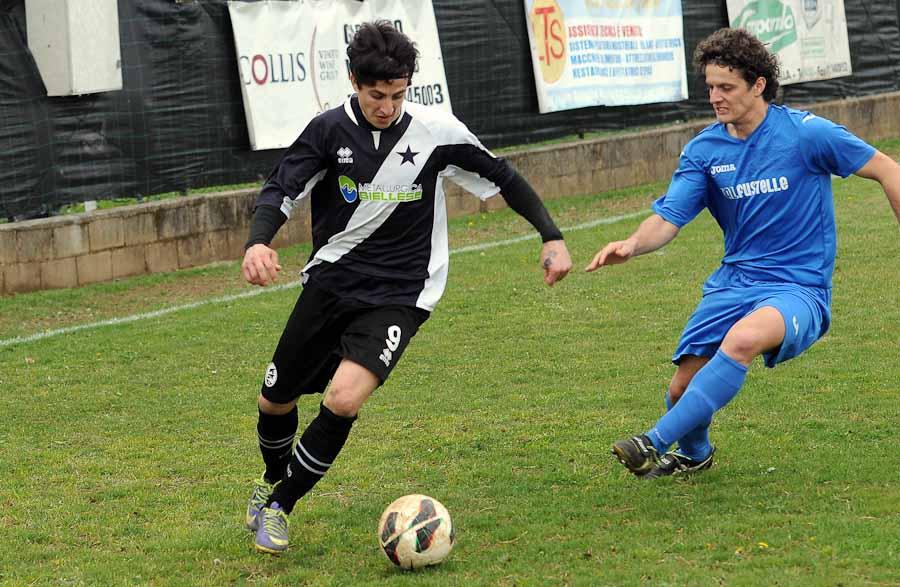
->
[254, 96, 540, 311]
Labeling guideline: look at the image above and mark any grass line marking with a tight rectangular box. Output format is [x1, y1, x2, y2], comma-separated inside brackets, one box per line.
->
[450, 210, 646, 254]
[0, 209, 648, 348]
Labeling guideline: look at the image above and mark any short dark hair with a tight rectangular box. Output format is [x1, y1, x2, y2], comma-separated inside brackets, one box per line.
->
[347, 20, 418, 87]
[693, 28, 780, 102]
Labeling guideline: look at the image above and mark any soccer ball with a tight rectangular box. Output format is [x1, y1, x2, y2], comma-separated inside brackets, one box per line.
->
[377, 494, 455, 569]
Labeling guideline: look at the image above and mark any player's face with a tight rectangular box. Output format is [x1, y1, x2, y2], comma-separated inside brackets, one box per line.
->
[352, 77, 409, 129]
[704, 64, 766, 127]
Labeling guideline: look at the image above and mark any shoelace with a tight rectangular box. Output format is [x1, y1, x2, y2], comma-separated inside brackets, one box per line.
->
[263, 509, 289, 538]
[665, 455, 695, 472]
[250, 481, 273, 509]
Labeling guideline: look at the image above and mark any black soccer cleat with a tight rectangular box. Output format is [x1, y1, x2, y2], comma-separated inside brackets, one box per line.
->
[642, 446, 716, 480]
[611, 434, 660, 475]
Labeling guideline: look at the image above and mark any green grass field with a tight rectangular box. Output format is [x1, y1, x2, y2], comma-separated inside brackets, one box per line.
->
[1, 139, 898, 585]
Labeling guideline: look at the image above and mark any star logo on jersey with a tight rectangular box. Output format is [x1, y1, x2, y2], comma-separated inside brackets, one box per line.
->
[397, 145, 419, 165]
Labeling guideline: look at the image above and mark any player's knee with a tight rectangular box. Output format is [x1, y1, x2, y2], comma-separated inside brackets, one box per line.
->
[323, 385, 364, 418]
[720, 329, 764, 362]
[258, 394, 296, 415]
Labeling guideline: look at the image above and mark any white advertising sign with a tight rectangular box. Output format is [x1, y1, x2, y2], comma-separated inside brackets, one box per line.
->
[523, 0, 688, 113]
[726, 0, 852, 85]
[229, 0, 451, 150]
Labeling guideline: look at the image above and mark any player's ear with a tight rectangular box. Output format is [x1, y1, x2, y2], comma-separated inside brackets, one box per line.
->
[754, 76, 766, 98]
[349, 73, 359, 93]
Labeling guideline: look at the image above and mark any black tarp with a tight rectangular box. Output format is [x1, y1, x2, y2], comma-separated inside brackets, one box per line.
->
[1, 0, 899, 220]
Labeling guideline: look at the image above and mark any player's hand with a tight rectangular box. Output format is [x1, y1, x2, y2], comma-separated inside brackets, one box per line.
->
[242, 244, 282, 286]
[540, 240, 572, 287]
[585, 239, 636, 272]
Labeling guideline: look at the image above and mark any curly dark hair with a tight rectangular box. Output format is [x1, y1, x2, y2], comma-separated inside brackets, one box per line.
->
[693, 28, 780, 102]
[346, 20, 419, 87]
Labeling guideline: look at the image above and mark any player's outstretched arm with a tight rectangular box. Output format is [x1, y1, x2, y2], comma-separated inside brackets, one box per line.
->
[585, 213, 679, 272]
[242, 244, 282, 286]
[540, 239, 572, 286]
[854, 150, 900, 223]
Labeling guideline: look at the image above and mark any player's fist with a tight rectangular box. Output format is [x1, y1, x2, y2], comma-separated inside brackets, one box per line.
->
[242, 244, 282, 286]
[540, 240, 572, 287]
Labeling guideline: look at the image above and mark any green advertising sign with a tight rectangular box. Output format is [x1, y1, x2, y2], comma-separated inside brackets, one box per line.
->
[731, 0, 798, 53]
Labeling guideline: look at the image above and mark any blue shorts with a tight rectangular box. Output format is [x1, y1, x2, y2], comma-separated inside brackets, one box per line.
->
[674, 269, 831, 368]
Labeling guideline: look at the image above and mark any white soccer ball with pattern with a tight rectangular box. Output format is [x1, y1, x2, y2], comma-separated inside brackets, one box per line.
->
[377, 494, 455, 569]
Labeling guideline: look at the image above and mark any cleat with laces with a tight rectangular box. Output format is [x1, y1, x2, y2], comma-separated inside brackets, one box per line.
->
[642, 446, 716, 480]
[255, 502, 289, 554]
[245, 476, 276, 531]
[611, 434, 660, 475]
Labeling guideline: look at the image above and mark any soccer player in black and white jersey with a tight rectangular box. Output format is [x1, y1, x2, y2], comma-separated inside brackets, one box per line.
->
[241, 20, 572, 554]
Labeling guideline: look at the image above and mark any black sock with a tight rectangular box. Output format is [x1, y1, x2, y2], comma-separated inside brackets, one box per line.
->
[269, 403, 356, 513]
[257, 406, 298, 484]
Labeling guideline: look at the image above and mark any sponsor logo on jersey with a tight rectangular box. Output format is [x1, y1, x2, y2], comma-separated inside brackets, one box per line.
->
[719, 176, 790, 200]
[338, 176, 423, 203]
[264, 362, 278, 387]
[359, 182, 423, 202]
[710, 163, 737, 176]
[339, 175, 359, 203]
[337, 146, 354, 164]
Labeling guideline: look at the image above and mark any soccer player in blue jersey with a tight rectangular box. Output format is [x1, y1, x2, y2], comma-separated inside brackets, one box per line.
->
[586, 28, 900, 479]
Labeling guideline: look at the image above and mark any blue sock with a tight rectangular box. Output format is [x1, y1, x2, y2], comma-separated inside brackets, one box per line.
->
[665, 390, 711, 461]
[647, 350, 748, 454]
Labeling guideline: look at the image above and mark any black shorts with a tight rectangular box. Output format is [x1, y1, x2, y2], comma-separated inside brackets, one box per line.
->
[259, 283, 430, 403]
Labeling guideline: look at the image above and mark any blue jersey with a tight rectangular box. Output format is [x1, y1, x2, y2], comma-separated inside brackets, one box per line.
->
[653, 104, 875, 289]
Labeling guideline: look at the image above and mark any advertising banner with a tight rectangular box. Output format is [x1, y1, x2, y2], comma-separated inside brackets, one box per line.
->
[726, 0, 852, 85]
[228, 0, 451, 150]
[523, 0, 688, 113]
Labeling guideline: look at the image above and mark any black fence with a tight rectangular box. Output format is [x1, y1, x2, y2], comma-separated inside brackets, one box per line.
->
[1, 0, 899, 221]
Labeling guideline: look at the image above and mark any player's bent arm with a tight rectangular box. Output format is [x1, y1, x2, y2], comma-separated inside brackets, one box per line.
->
[853, 150, 900, 223]
[498, 172, 564, 242]
[585, 213, 679, 272]
[241, 205, 286, 286]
